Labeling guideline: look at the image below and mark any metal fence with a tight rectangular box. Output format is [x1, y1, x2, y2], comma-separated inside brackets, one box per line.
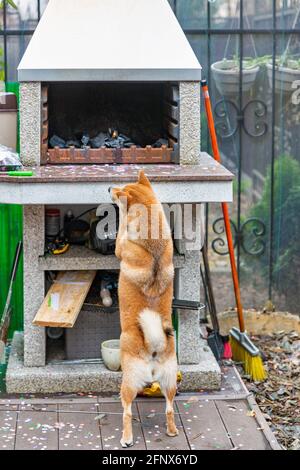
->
[1, 0, 300, 313]
[172, 0, 300, 313]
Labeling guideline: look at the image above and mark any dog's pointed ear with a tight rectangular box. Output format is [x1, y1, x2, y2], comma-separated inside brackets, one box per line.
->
[138, 170, 151, 187]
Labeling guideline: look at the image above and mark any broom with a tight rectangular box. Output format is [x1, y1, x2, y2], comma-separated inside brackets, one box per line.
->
[0, 241, 23, 364]
[200, 243, 232, 360]
[201, 80, 266, 381]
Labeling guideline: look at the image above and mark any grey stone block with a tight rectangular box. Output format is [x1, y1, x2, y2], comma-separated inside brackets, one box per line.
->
[6, 333, 221, 393]
[177, 250, 201, 302]
[174, 203, 205, 255]
[177, 309, 201, 365]
[20, 82, 41, 166]
[23, 205, 45, 272]
[23, 205, 46, 367]
[179, 82, 201, 165]
[23, 271, 46, 367]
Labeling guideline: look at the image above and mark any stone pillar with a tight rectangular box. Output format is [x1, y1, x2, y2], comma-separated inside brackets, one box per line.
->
[179, 81, 201, 165]
[176, 250, 202, 365]
[23, 205, 46, 367]
[172, 191, 205, 364]
[177, 81, 203, 364]
[20, 82, 41, 166]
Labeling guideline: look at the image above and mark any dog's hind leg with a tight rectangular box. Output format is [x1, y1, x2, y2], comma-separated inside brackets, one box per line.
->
[163, 386, 179, 437]
[120, 380, 137, 448]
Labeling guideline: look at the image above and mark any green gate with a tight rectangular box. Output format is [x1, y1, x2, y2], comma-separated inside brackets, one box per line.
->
[0, 82, 23, 338]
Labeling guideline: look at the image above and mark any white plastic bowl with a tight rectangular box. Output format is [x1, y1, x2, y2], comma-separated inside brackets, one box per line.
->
[101, 339, 121, 371]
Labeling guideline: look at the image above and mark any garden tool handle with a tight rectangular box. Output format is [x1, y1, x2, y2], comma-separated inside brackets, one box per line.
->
[10, 241, 23, 283]
[201, 80, 245, 333]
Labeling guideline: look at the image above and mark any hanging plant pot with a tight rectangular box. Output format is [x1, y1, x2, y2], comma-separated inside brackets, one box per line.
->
[211, 60, 260, 96]
[266, 61, 300, 94]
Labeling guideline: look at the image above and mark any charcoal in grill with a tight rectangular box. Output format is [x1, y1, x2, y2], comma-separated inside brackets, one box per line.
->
[81, 134, 90, 147]
[104, 132, 135, 149]
[152, 138, 169, 148]
[66, 139, 81, 148]
[90, 132, 107, 149]
[49, 134, 66, 148]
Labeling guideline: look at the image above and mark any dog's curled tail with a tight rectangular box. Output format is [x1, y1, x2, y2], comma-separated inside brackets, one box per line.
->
[139, 309, 170, 355]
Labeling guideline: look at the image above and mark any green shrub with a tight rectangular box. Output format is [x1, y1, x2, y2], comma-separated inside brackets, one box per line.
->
[251, 155, 300, 302]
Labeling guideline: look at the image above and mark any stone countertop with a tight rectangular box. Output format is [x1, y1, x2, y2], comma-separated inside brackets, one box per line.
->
[0, 153, 233, 184]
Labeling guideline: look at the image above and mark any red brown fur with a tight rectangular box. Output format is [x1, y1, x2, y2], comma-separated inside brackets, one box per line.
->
[110, 170, 178, 447]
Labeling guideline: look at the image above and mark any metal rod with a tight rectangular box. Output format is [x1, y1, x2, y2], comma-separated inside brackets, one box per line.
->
[268, 0, 277, 300]
[237, 0, 244, 278]
[2, 29, 300, 37]
[204, 0, 212, 253]
[0, 30, 36, 35]
[3, 0, 7, 82]
[37, 0, 41, 21]
[181, 28, 300, 34]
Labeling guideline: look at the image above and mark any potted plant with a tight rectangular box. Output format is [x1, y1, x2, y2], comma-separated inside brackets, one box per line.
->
[211, 57, 260, 96]
[266, 57, 300, 94]
[266, 6, 300, 94]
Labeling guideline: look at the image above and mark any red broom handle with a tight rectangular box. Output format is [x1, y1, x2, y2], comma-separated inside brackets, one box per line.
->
[201, 80, 245, 333]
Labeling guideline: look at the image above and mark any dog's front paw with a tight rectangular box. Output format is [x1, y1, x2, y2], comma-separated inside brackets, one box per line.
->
[120, 436, 134, 448]
[166, 427, 179, 437]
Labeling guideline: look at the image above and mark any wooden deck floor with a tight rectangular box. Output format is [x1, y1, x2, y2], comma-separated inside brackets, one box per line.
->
[0, 367, 281, 451]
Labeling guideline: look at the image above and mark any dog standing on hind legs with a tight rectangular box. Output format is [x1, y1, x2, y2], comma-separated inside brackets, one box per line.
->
[110, 170, 178, 448]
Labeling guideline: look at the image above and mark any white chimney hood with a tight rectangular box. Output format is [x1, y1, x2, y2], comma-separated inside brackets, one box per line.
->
[18, 0, 202, 82]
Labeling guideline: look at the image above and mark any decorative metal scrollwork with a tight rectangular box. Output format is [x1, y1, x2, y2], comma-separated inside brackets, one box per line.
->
[212, 217, 266, 256]
[214, 99, 268, 139]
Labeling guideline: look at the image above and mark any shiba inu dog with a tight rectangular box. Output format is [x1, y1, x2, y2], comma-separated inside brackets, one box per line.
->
[110, 170, 178, 448]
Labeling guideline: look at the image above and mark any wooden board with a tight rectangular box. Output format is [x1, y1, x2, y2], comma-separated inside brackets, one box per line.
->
[33, 270, 96, 328]
[137, 400, 190, 450]
[0, 393, 281, 451]
[58, 402, 102, 450]
[100, 401, 146, 451]
[0, 409, 18, 450]
[214, 400, 271, 450]
[15, 404, 59, 451]
[176, 399, 232, 450]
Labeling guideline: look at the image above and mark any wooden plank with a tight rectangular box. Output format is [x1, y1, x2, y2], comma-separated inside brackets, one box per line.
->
[58, 402, 102, 450]
[15, 404, 58, 450]
[176, 399, 233, 450]
[6, 398, 99, 406]
[247, 395, 282, 450]
[100, 401, 146, 451]
[137, 400, 189, 450]
[215, 400, 271, 450]
[0, 409, 18, 450]
[0, 403, 18, 410]
[33, 270, 96, 328]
